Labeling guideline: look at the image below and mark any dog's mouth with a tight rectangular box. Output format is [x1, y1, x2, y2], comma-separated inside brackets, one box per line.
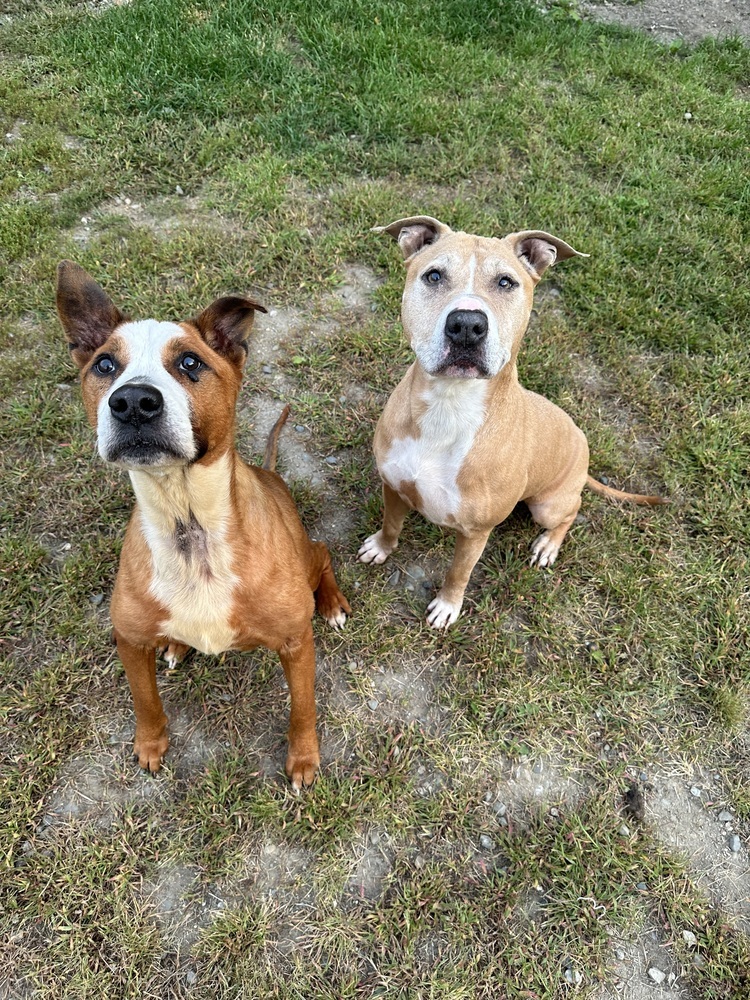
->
[103, 432, 193, 469]
[433, 350, 491, 380]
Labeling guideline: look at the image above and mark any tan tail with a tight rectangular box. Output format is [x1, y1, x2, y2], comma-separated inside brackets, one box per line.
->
[586, 475, 668, 506]
[262, 404, 291, 471]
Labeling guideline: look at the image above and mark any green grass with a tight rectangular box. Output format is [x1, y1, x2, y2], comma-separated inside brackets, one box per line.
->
[2, 0, 750, 996]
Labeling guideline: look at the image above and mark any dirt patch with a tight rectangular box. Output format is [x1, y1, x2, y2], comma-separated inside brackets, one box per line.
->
[647, 770, 750, 932]
[592, 920, 690, 999]
[581, 0, 750, 44]
[344, 829, 394, 901]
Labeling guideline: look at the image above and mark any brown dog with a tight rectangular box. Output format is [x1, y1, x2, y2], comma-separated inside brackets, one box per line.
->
[359, 216, 665, 627]
[57, 262, 350, 788]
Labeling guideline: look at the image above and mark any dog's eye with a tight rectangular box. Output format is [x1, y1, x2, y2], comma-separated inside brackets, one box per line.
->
[93, 355, 116, 376]
[423, 269, 443, 285]
[178, 353, 203, 380]
[497, 275, 516, 290]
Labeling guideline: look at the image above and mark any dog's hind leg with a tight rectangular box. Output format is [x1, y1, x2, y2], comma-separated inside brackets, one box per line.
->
[527, 489, 583, 569]
[309, 541, 351, 629]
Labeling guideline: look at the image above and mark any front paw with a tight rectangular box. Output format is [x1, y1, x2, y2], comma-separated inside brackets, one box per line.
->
[133, 723, 169, 773]
[285, 746, 320, 792]
[358, 531, 397, 565]
[426, 593, 463, 629]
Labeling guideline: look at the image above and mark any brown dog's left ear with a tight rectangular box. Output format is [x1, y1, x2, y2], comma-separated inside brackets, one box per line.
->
[373, 215, 453, 261]
[510, 231, 589, 280]
[192, 296, 267, 363]
[56, 260, 125, 368]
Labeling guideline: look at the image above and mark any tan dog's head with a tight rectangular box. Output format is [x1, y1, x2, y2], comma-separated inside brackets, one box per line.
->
[375, 215, 587, 379]
[56, 261, 265, 469]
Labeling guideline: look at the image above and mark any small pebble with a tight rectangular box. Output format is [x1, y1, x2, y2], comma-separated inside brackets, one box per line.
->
[648, 967, 666, 985]
[325, 455, 338, 465]
[682, 930, 697, 948]
[639, 771, 648, 782]
[615, 948, 625, 961]
[369, 830, 380, 846]
[599, 476, 609, 486]
[493, 802, 507, 817]
[619, 824, 630, 837]
[90, 593, 105, 607]
[636, 881, 647, 891]
[479, 834, 494, 851]
[338, 395, 346, 404]
[533, 762, 543, 774]
[690, 785, 702, 797]
[484, 790, 493, 803]
[692, 954, 706, 969]
[550, 807, 559, 818]
[718, 809, 733, 822]
[729, 835, 741, 853]
[262, 364, 273, 374]
[175, 184, 185, 196]
[367, 699, 379, 711]
[564, 969, 583, 986]
[186, 970, 197, 985]
[294, 424, 306, 432]
[388, 570, 401, 586]
[684, 111, 692, 120]
[347, 661, 357, 670]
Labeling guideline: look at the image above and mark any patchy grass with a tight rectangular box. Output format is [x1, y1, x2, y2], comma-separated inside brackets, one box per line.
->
[2, 0, 750, 997]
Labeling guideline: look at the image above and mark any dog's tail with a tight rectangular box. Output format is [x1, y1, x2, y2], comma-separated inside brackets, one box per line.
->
[586, 475, 668, 506]
[263, 404, 291, 472]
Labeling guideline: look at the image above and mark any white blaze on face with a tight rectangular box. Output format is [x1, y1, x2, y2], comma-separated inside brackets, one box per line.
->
[97, 320, 196, 466]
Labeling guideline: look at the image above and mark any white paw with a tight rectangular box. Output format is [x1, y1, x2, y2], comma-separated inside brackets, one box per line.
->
[426, 594, 462, 629]
[325, 610, 347, 630]
[358, 531, 396, 565]
[530, 531, 561, 569]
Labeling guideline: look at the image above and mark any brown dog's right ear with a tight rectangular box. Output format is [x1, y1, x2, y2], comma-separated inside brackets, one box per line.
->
[372, 215, 452, 260]
[56, 261, 124, 369]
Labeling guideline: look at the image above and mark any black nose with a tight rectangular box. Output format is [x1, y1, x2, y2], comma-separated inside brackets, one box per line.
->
[108, 383, 164, 425]
[444, 309, 488, 348]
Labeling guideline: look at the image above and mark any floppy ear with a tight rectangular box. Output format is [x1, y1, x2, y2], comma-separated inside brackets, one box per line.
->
[192, 296, 267, 364]
[510, 230, 589, 280]
[372, 215, 452, 260]
[56, 260, 125, 368]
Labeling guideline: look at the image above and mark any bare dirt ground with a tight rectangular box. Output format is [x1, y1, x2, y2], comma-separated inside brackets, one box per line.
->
[581, 0, 750, 45]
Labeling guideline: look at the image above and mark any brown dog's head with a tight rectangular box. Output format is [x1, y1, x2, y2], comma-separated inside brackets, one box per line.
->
[374, 215, 587, 379]
[56, 261, 265, 469]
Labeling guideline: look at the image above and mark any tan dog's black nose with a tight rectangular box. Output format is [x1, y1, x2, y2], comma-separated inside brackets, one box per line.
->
[445, 309, 488, 348]
[109, 383, 164, 425]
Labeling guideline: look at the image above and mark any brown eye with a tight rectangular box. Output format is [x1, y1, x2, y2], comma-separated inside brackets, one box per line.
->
[178, 353, 203, 381]
[93, 354, 116, 375]
[498, 275, 516, 290]
[423, 269, 442, 284]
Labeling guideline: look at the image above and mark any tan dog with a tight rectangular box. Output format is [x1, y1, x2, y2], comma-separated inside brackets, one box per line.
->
[359, 216, 665, 628]
[57, 262, 350, 788]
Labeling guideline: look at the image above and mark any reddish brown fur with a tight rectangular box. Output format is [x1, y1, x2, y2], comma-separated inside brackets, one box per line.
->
[56, 261, 350, 788]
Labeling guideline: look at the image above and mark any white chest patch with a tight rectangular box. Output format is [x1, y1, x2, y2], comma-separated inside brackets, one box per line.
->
[131, 456, 239, 654]
[380, 379, 488, 525]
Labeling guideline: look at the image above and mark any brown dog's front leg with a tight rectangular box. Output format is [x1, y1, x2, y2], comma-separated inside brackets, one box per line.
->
[358, 483, 411, 565]
[279, 623, 320, 791]
[115, 631, 169, 772]
[427, 529, 492, 629]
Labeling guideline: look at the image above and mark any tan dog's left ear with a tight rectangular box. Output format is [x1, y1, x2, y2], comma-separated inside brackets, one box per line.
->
[192, 296, 267, 364]
[509, 231, 589, 280]
[373, 215, 453, 261]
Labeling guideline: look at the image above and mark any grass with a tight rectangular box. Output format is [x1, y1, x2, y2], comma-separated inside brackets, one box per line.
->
[1, 0, 750, 996]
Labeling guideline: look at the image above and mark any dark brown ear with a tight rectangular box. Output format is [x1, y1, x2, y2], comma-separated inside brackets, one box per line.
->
[509, 230, 589, 280]
[372, 215, 452, 260]
[56, 260, 125, 368]
[192, 296, 267, 364]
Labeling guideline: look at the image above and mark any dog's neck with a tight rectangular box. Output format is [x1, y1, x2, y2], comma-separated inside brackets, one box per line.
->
[128, 450, 235, 540]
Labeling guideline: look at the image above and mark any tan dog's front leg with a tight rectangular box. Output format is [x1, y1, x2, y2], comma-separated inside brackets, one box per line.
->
[279, 623, 320, 791]
[115, 632, 169, 772]
[427, 529, 492, 629]
[358, 483, 410, 565]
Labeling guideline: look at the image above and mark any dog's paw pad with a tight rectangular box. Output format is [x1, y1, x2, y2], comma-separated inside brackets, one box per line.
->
[358, 532, 396, 565]
[426, 595, 462, 629]
[530, 532, 560, 569]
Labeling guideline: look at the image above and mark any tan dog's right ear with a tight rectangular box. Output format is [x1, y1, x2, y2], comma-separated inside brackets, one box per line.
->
[372, 215, 452, 260]
[56, 261, 125, 369]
